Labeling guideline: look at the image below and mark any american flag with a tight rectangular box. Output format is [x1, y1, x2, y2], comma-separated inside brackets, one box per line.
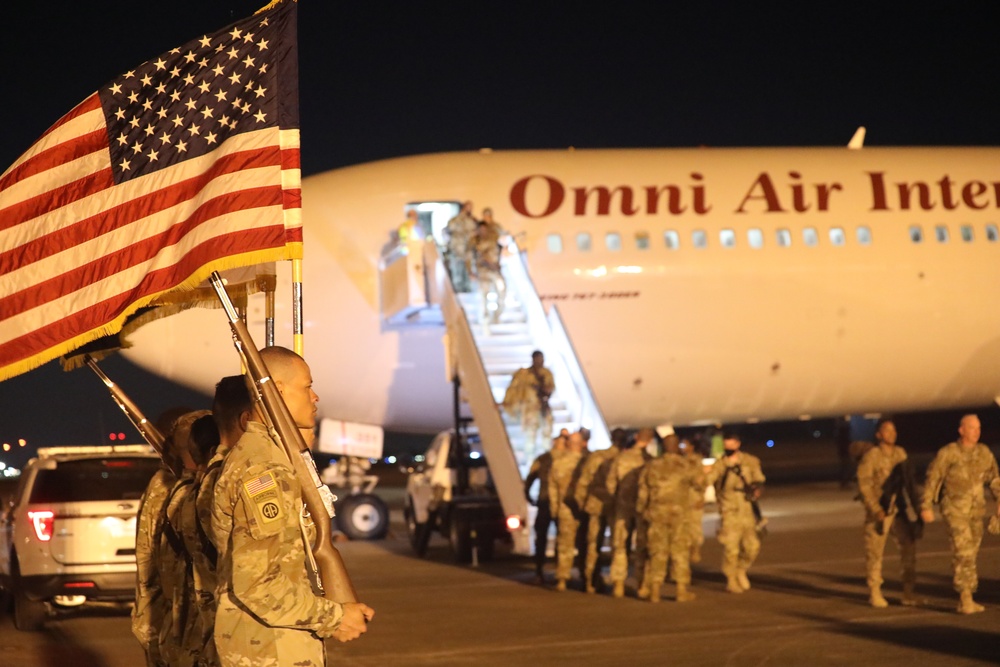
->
[0, 0, 301, 381]
[245, 471, 277, 496]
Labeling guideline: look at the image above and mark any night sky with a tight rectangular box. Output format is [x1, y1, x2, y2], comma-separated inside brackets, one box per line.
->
[2, 1, 999, 465]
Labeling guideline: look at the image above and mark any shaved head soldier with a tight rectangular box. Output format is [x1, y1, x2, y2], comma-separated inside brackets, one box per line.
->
[212, 347, 373, 666]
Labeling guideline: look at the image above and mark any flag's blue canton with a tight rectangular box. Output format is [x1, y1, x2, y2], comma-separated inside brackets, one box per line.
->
[99, 12, 281, 184]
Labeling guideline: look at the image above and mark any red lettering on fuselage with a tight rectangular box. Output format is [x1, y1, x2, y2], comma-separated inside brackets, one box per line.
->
[868, 171, 1000, 211]
[736, 172, 843, 213]
[509, 173, 711, 218]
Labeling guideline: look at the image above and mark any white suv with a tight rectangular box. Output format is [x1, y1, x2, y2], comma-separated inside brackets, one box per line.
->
[0, 445, 161, 630]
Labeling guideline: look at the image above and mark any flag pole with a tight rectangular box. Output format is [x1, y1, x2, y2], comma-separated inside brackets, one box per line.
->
[292, 258, 304, 355]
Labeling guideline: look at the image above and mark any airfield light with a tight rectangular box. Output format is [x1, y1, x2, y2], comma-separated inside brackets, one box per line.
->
[766, 440, 775, 448]
[109, 433, 118, 441]
[813, 430, 821, 438]
[18, 438, 26, 447]
[2, 443, 9, 452]
[386, 455, 397, 464]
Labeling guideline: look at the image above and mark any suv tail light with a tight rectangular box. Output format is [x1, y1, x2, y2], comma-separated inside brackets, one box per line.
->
[28, 510, 55, 541]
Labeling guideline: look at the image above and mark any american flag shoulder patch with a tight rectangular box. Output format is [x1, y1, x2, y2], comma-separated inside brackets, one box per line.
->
[244, 471, 277, 496]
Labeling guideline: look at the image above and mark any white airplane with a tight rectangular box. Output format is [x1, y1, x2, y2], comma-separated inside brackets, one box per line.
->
[123, 136, 1000, 434]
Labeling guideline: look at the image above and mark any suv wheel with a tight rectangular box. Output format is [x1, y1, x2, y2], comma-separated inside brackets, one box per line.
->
[12, 558, 47, 631]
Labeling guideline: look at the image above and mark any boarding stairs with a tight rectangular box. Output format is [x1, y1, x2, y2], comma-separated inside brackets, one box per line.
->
[379, 236, 610, 554]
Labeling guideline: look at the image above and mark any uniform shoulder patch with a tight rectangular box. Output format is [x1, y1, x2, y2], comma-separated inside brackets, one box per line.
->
[242, 471, 284, 527]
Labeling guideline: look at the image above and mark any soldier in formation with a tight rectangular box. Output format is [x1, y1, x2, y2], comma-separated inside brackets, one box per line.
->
[550, 430, 588, 591]
[606, 429, 654, 597]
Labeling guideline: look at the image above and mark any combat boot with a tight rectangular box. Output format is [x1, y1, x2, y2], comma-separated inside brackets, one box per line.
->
[555, 578, 567, 592]
[901, 582, 926, 607]
[585, 582, 596, 594]
[612, 581, 625, 598]
[675, 583, 696, 602]
[649, 584, 662, 603]
[958, 590, 985, 614]
[637, 583, 650, 600]
[736, 569, 751, 591]
[725, 576, 744, 594]
[869, 586, 888, 608]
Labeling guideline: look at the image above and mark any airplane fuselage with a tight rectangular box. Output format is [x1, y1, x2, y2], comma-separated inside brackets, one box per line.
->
[124, 147, 1000, 432]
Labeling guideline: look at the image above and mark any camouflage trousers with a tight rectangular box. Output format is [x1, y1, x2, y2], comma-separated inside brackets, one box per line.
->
[555, 504, 581, 581]
[477, 269, 506, 325]
[610, 515, 647, 584]
[521, 410, 553, 463]
[642, 514, 691, 588]
[718, 511, 760, 578]
[943, 510, 985, 593]
[215, 593, 327, 667]
[583, 512, 609, 585]
[689, 506, 705, 556]
[863, 512, 916, 589]
[448, 251, 472, 293]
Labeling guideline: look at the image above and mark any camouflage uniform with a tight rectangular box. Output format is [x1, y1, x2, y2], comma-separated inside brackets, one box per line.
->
[133, 467, 176, 667]
[503, 366, 555, 463]
[856, 445, 917, 601]
[445, 210, 477, 292]
[211, 422, 344, 667]
[524, 450, 555, 577]
[637, 452, 706, 601]
[573, 446, 619, 591]
[160, 476, 204, 667]
[549, 448, 585, 586]
[921, 442, 1000, 594]
[684, 450, 707, 562]
[710, 452, 765, 591]
[191, 445, 235, 667]
[472, 221, 506, 326]
[606, 447, 651, 590]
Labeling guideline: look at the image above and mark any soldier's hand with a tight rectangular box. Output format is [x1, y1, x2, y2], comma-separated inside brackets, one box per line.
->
[920, 509, 935, 523]
[873, 509, 886, 522]
[333, 602, 374, 643]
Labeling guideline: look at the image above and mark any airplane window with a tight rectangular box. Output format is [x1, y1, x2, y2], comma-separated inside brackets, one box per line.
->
[909, 225, 923, 243]
[935, 225, 949, 243]
[576, 232, 592, 251]
[635, 232, 650, 250]
[720, 229, 736, 248]
[803, 227, 819, 247]
[747, 228, 763, 248]
[960, 225, 974, 243]
[664, 230, 680, 250]
[856, 226, 872, 245]
[606, 232, 622, 251]
[776, 229, 792, 247]
[547, 233, 563, 253]
[829, 227, 845, 246]
[692, 230, 707, 248]
[987, 224, 999, 242]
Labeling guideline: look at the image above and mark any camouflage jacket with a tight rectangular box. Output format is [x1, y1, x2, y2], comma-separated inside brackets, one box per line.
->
[606, 447, 651, 518]
[637, 453, 706, 523]
[132, 466, 176, 659]
[574, 447, 619, 515]
[548, 448, 584, 515]
[921, 442, 1000, 518]
[159, 476, 203, 667]
[709, 452, 765, 516]
[445, 212, 477, 254]
[211, 421, 343, 666]
[856, 444, 908, 519]
[524, 451, 554, 504]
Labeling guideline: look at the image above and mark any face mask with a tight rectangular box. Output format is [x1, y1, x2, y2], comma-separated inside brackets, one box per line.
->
[724, 447, 740, 456]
